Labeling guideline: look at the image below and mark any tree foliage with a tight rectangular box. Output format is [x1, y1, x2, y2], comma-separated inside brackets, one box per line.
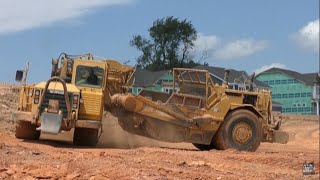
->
[130, 16, 202, 71]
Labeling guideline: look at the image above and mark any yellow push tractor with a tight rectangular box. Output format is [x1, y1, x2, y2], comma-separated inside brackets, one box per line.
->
[110, 68, 289, 151]
[14, 53, 134, 146]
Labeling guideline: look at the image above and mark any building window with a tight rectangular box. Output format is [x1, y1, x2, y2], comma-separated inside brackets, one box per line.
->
[286, 108, 292, 112]
[293, 103, 296, 107]
[315, 86, 320, 98]
[287, 79, 294, 84]
[163, 87, 175, 94]
[298, 107, 304, 112]
[292, 108, 297, 112]
[128, 88, 133, 93]
[276, 94, 282, 99]
[263, 81, 268, 85]
[301, 93, 306, 97]
[272, 94, 276, 99]
[281, 80, 287, 84]
[302, 103, 306, 107]
[282, 94, 288, 98]
[294, 79, 299, 83]
[307, 92, 312, 97]
[289, 93, 294, 98]
[238, 85, 245, 91]
[304, 107, 311, 112]
[282, 109, 286, 113]
[234, 84, 239, 90]
[275, 80, 281, 85]
[137, 88, 142, 94]
[295, 93, 300, 98]
[269, 80, 274, 85]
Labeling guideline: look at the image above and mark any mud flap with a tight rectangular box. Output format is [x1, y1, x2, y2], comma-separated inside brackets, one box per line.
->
[272, 130, 289, 144]
[37, 112, 63, 134]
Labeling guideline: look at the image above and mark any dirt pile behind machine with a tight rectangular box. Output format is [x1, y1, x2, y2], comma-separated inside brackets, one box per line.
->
[14, 53, 134, 146]
[110, 68, 289, 151]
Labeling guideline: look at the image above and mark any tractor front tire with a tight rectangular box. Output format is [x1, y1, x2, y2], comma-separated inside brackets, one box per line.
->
[73, 128, 99, 146]
[15, 120, 40, 140]
[213, 109, 263, 152]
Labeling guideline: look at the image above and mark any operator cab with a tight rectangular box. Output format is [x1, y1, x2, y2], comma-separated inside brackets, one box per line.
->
[51, 53, 107, 89]
[75, 65, 104, 88]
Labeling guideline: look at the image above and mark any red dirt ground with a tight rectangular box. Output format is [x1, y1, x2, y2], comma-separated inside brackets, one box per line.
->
[0, 84, 319, 179]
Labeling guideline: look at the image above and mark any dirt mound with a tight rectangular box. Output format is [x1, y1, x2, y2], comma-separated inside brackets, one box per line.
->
[0, 84, 19, 133]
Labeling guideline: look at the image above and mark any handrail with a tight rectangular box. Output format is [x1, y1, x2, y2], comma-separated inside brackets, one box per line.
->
[36, 77, 71, 121]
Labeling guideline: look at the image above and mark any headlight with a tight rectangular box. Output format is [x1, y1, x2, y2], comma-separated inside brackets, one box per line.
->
[72, 94, 79, 109]
[35, 90, 40, 96]
[34, 98, 39, 104]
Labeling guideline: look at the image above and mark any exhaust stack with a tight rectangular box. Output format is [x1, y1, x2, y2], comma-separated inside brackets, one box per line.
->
[223, 69, 230, 86]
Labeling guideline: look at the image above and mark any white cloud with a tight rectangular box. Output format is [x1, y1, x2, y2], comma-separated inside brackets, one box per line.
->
[254, 63, 287, 75]
[0, 0, 133, 34]
[214, 39, 268, 60]
[194, 33, 220, 51]
[292, 19, 319, 53]
[193, 34, 268, 60]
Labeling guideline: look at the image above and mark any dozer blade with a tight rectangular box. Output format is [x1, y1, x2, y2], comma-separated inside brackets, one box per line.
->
[37, 112, 63, 134]
[272, 130, 289, 144]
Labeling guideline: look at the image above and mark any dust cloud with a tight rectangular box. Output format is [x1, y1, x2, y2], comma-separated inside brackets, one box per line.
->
[39, 112, 193, 149]
[97, 112, 193, 149]
[40, 112, 193, 149]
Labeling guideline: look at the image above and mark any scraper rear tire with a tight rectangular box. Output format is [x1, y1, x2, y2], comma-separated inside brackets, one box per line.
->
[73, 128, 99, 146]
[15, 120, 40, 140]
[213, 109, 263, 152]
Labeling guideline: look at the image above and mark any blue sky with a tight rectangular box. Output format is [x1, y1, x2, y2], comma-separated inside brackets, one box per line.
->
[0, 0, 319, 83]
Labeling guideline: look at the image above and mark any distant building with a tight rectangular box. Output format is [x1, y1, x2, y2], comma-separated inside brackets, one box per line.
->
[272, 101, 283, 113]
[129, 68, 177, 94]
[131, 65, 269, 94]
[194, 65, 269, 90]
[256, 68, 320, 115]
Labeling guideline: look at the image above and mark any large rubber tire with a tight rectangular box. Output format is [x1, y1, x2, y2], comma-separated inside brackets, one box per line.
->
[73, 128, 99, 146]
[15, 120, 40, 140]
[192, 143, 215, 151]
[213, 109, 263, 152]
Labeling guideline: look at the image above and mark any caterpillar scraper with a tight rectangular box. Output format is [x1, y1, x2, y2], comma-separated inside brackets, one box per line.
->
[14, 53, 134, 146]
[110, 68, 289, 151]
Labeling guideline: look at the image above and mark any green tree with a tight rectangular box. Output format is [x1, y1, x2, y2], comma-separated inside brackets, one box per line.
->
[130, 16, 202, 71]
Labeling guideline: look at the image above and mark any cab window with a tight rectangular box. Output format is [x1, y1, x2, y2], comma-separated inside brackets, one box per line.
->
[75, 66, 104, 88]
